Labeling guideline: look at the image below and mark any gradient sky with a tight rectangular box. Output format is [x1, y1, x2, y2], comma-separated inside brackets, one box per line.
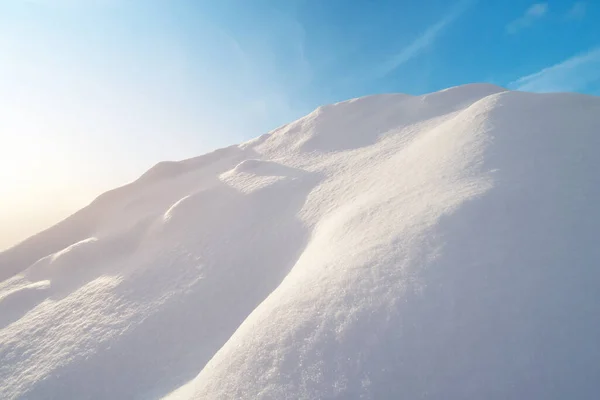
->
[1, 0, 599, 250]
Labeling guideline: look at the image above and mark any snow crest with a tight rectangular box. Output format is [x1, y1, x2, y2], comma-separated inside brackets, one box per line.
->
[1, 84, 600, 399]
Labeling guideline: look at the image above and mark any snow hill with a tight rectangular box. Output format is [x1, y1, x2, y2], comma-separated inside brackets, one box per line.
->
[1, 84, 600, 399]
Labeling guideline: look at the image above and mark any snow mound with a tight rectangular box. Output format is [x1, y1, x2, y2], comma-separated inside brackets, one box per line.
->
[1, 85, 600, 399]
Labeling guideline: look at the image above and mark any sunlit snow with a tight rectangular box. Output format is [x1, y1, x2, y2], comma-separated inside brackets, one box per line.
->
[1, 84, 599, 399]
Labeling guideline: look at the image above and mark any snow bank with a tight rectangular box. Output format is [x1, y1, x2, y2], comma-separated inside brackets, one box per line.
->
[1, 84, 600, 399]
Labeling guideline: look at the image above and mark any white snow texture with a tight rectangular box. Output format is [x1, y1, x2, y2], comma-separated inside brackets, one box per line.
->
[1, 84, 600, 399]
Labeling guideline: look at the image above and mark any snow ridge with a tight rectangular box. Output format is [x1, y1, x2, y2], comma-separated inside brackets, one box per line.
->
[2, 84, 600, 399]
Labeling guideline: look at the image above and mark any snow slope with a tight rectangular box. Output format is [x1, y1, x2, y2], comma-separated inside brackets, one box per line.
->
[2, 84, 600, 399]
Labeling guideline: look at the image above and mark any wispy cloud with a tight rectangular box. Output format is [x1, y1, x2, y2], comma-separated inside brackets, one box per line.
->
[506, 3, 548, 34]
[373, 1, 471, 78]
[216, 14, 312, 134]
[566, 2, 586, 20]
[509, 47, 600, 93]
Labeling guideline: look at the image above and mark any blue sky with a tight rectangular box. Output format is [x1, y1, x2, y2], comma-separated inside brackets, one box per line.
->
[0, 0, 599, 248]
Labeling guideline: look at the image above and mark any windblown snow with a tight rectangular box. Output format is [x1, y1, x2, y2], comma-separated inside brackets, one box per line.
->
[1, 84, 600, 399]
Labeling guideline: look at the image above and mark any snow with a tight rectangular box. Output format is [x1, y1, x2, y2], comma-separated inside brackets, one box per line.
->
[1, 84, 600, 399]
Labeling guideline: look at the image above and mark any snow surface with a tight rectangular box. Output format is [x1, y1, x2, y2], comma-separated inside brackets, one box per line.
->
[2, 83, 600, 399]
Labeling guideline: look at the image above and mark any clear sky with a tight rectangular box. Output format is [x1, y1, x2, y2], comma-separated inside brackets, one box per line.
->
[1, 0, 599, 250]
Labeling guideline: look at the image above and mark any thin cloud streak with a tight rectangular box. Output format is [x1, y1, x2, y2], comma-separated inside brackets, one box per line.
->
[373, 1, 471, 79]
[217, 17, 311, 133]
[510, 47, 600, 93]
[506, 3, 548, 34]
[566, 2, 586, 20]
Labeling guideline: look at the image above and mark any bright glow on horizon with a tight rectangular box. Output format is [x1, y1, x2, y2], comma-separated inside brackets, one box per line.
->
[0, 0, 308, 249]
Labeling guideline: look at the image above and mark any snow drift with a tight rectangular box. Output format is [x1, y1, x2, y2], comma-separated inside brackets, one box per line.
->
[1, 84, 600, 399]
